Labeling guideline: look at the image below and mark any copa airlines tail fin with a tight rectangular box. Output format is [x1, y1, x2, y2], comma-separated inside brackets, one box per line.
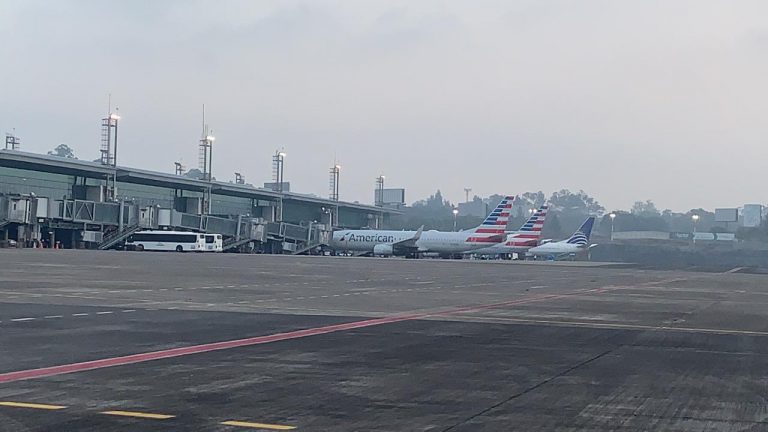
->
[566, 216, 596, 246]
[466, 195, 515, 243]
[504, 204, 549, 247]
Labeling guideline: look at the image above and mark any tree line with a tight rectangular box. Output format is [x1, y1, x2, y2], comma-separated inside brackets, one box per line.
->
[392, 190, 765, 241]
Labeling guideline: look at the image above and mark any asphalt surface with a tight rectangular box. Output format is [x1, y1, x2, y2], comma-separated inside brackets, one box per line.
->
[1, 249, 768, 431]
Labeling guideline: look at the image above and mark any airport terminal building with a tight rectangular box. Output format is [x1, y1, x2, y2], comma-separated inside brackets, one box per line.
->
[0, 150, 398, 252]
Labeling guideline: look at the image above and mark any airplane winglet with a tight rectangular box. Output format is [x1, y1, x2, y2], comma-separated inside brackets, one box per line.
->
[414, 225, 424, 240]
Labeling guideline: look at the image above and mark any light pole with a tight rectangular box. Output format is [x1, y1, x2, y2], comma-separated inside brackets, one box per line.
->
[375, 175, 385, 206]
[205, 133, 215, 180]
[452, 208, 459, 231]
[110, 112, 120, 166]
[278, 152, 286, 189]
[272, 151, 286, 191]
[273, 151, 286, 221]
[609, 213, 616, 241]
[329, 164, 340, 201]
[692, 214, 699, 245]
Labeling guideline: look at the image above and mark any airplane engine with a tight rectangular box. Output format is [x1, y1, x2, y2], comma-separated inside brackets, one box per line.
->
[373, 244, 394, 257]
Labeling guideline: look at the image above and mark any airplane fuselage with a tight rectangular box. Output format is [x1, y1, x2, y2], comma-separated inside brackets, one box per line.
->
[527, 242, 586, 256]
[331, 229, 498, 254]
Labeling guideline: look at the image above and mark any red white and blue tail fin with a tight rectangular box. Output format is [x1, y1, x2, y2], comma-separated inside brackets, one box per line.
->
[466, 195, 515, 243]
[504, 204, 549, 247]
[471, 196, 515, 234]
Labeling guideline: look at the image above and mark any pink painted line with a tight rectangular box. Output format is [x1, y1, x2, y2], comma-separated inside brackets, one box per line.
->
[0, 287, 609, 384]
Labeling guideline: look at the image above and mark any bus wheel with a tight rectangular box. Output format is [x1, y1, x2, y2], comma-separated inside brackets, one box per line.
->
[136, 244, 144, 251]
[175, 245, 184, 252]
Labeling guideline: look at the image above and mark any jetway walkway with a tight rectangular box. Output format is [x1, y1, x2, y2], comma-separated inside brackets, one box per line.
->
[0, 194, 331, 252]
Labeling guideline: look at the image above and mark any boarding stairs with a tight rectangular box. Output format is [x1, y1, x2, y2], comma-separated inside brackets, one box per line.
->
[292, 240, 327, 255]
[98, 224, 142, 250]
[222, 237, 255, 252]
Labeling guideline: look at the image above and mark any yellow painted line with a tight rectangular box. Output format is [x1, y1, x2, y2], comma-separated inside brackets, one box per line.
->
[101, 410, 175, 420]
[0, 401, 67, 410]
[221, 420, 296, 430]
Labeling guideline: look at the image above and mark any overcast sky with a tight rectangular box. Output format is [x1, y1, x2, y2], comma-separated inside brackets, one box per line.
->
[2, 1, 767, 211]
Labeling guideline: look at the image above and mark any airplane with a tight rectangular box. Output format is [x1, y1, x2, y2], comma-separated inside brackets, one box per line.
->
[330, 196, 517, 257]
[526, 216, 596, 260]
[468, 204, 549, 256]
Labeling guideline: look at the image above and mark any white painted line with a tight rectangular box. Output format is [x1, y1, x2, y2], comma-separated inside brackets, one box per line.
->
[174, 288, 183, 291]
[320, 295, 329, 298]
[44, 315, 63, 319]
[227, 285, 236, 288]
[11, 318, 35, 322]
[72, 313, 89, 317]
[121, 309, 136, 313]
[332, 294, 341, 297]
[296, 297, 305, 300]
[96, 311, 113, 315]
[108, 290, 121, 293]
[160, 289, 168, 291]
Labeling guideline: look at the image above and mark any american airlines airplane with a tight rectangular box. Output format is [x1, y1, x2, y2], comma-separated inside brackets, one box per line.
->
[526, 216, 596, 259]
[330, 196, 516, 256]
[469, 205, 549, 256]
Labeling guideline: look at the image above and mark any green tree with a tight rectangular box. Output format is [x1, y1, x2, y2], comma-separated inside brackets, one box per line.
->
[543, 213, 563, 238]
[48, 144, 76, 159]
[522, 191, 546, 208]
[631, 200, 660, 217]
[549, 189, 604, 216]
[183, 168, 205, 180]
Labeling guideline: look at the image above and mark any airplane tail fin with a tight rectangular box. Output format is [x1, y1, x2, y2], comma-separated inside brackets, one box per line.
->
[566, 216, 596, 246]
[471, 195, 515, 234]
[504, 204, 548, 247]
[518, 205, 549, 233]
[466, 195, 515, 244]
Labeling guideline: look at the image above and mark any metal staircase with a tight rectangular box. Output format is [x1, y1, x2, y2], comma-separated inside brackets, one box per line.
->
[292, 240, 326, 255]
[98, 224, 141, 250]
[222, 237, 255, 252]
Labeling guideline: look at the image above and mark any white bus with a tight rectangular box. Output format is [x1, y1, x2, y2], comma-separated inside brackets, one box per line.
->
[126, 231, 206, 252]
[203, 234, 223, 252]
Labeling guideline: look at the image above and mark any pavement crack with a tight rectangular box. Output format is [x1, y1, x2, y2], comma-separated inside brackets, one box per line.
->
[439, 347, 617, 432]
